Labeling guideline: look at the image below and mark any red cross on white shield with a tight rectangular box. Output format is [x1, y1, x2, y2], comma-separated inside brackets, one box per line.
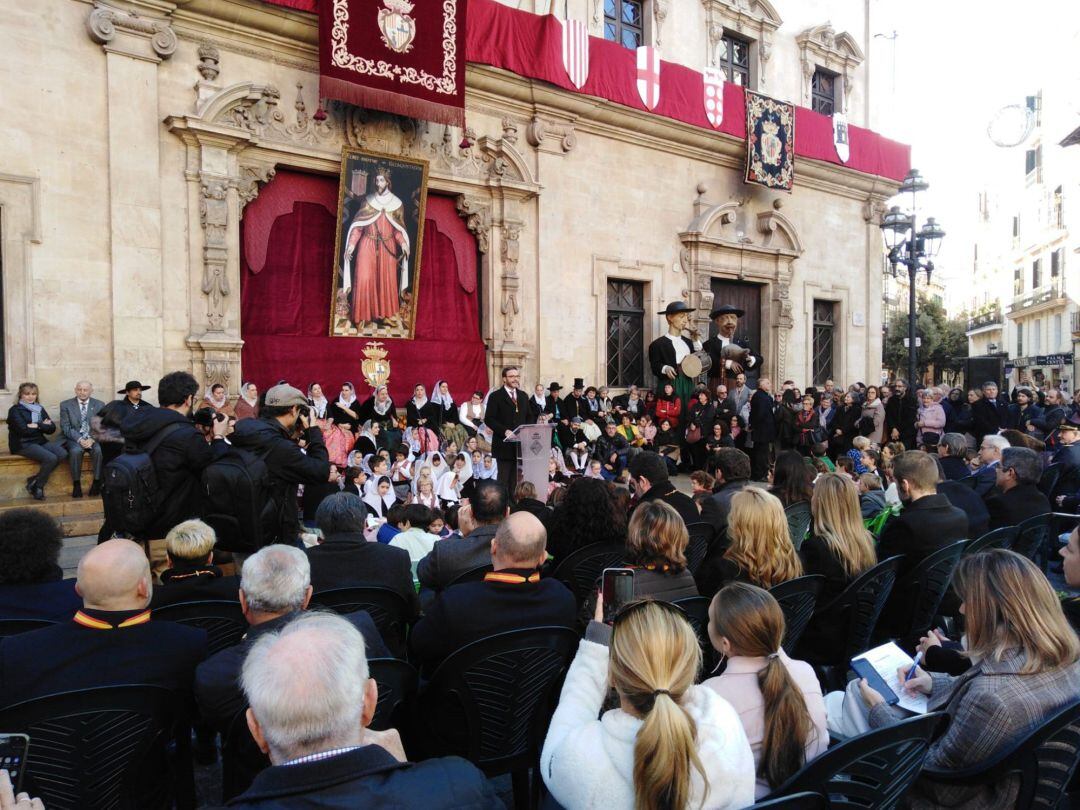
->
[635, 46, 660, 111]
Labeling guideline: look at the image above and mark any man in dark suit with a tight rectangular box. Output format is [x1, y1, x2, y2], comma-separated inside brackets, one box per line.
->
[1052, 418, 1080, 510]
[306, 492, 419, 619]
[0, 539, 207, 704]
[484, 366, 531, 494]
[878, 451, 969, 577]
[986, 446, 1052, 530]
[936, 432, 971, 481]
[416, 481, 508, 593]
[935, 459, 989, 541]
[702, 304, 763, 387]
[409, 511, 576, 675]
[114, 379, 155, 418]
[59, 380, 105, 498]
[698, 448, 751, 546]
[628, 452, 699, 527]
[150, 518, 240, 608]
[228, 612, 501, 809]
[970, 381, 1010, 443]
[194, 545, 388, 743]
[544, 381, 565, 423]
[972, 434, 1009, 499]
[560, 378, 590, 422]
[749, 377, 777, 481]
[884, 379, 918, 448]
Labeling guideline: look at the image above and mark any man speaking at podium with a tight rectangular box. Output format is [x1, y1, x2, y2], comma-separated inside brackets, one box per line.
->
[485, 365, 534, 493]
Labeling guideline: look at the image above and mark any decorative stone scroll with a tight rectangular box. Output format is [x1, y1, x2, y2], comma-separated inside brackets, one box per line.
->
[86, 2, 178, 60]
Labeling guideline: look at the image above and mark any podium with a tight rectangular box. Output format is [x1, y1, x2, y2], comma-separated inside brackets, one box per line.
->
[509, 423, 553, 496]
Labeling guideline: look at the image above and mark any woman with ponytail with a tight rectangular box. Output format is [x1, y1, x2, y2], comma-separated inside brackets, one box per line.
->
[542, 597, 754, 810]
[703, 583, 827, 799]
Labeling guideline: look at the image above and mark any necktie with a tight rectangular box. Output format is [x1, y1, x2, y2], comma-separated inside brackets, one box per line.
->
[80, 402, 87, 421]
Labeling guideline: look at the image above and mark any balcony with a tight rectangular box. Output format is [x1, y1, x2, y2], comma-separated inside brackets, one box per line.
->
[1073, 311, 1080, 337]
[1007, 279, 1067, 317]
[967, 304, 1003, 333]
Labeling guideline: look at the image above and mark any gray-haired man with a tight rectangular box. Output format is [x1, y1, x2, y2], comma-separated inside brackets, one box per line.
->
[59, 381, 105, 498]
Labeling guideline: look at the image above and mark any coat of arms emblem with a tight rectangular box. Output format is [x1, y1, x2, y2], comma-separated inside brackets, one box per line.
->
[361, 342, 392, 389]
[760, 120, 782, 166]
[377, 0, 417, 54]
[832, 112, 850, 163]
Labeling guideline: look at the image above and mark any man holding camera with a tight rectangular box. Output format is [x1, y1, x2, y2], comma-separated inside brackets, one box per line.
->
[231, 384, 338, 546]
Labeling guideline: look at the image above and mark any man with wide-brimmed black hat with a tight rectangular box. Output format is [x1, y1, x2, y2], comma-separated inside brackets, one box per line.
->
[544, 381, 565, 422]
[114, 380, 155, 418]
[702, 304, 763, 387]
[647, 301, 703, 414]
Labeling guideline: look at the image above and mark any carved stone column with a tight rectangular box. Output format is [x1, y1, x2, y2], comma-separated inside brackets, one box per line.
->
[199, 179, 230, 331]
[499, 221, 522, 342]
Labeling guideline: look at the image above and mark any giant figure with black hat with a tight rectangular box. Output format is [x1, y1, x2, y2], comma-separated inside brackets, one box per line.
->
[647, 301, 703, 414]
[703, 304, 763, 386]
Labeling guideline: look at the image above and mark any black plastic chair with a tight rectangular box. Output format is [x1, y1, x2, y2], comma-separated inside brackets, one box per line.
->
[447, 564, 494, 587]
[921, 698, 1080, 810]
[964, 525, 1018, 555]
[769, 575, 824, 655]
[152, 599, 246, 656]
[685, 522, 713, 574]
[424, 626, 579, 810]
[749, 792, 828, 810]
[784, 501, 813, 551]
[671, 595, 718, 678]
[1038, 462, 1062, 499]
[221, 706, 269, 802]
[550, 543, 626, 604]
[0, 684, 191, 810]
[877, 540, 966, 641]
[309, 586, 413, 658]
[0, 618, 55, 638]
[766, 712, 945, 809]
[1014, 513, 1053, 568]
[368, 657, 419, 732]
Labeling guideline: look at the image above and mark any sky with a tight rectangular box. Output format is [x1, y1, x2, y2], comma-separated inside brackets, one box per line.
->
[867, 0, 1080, 313]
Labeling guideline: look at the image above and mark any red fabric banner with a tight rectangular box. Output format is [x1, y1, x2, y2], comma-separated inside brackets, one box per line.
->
[240, 171, 488, 404]
[318, 0, 467, 126]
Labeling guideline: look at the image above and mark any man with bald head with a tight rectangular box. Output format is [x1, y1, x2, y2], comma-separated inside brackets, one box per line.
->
[408, 511, 576, 675]
[0, 539, 206, 704]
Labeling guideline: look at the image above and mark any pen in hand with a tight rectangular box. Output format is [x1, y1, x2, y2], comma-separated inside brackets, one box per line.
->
[904, 651, 924, 684]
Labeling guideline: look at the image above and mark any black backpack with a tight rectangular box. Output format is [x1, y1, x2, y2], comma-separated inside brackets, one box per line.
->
[200, 447, 279, 553]
[101, 422, 187, 536]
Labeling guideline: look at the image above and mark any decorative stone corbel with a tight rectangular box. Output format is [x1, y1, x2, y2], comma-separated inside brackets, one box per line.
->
[525, 116, 577, 155]
[653, 0, 670, 47]
[86, 2, 177, 60]
[199, 178, 230, 332]
[237, 162, 277, 212]
[501, 117, 519, 145]
[455, 195, 492, 254]
[500, 222, 523, 341]
[194, 44, 221, 107]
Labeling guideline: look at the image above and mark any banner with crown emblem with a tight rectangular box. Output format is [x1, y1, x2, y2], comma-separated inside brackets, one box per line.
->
[319, 0, 467, 126]
[744, 90, 795, 192]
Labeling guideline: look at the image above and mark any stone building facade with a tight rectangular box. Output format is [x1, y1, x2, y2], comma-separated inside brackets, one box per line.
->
[0, 0, 903, 411]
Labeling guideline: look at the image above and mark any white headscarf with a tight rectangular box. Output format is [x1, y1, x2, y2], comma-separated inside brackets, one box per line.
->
[308, 384, 328, 419]
[204, 386, 228, 410]
[436, 466, 464, 503]
[372, 386, 393, 417]
[411, 385, 429, 411]
[363, 475, 396, 516]
[336, 383, 357, 409]
[431, 380, 454, 411]
[475, 454, 499, 480]
[240, 382, 258, 408]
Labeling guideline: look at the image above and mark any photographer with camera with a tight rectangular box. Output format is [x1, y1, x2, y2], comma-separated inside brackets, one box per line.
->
[230, 384, 338, 549]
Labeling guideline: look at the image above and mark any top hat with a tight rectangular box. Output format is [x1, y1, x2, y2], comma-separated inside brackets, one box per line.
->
[572, 378, 585, 390]
[118, 380, 151, 394]
[658, 301, 695, 317]
[548, 382, 563, 391]
[709, 304, 746, 319]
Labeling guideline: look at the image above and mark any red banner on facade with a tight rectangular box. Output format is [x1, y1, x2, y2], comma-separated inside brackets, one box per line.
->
[318, 0, 467, 126]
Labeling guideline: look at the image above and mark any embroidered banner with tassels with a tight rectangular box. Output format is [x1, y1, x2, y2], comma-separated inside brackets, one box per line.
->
[319, 0, 467, 126]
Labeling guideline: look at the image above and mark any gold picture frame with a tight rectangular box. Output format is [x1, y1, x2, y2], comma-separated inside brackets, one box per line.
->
[329, 146, 430, 339]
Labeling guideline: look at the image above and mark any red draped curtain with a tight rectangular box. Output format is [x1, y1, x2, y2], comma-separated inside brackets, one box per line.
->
[240, 169, 489, 403]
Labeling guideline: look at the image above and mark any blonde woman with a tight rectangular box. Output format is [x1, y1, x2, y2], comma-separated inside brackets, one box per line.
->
[830, 550, 1080, 808]
[795, 473, 877, 663]
[703, 583, 828, 799]
[700, 488, 802, 596]
[622, 500, 699, 602]
[542, 598, 755, 810]
[8, 383, 64, 501]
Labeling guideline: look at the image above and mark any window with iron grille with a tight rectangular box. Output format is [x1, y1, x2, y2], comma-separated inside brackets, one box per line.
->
[812, 300, 836, 385]
[717, 32, 751, 86]
[607, 280, 645, 387]
[811, 68, 837, 116]
[603, 0, 643, 49]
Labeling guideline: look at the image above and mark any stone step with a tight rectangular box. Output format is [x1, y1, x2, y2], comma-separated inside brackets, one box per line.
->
[0, 494, 104, 537]
[0, 449, 97, 501]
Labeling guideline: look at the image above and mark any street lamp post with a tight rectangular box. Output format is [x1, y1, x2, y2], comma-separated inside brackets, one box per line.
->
[880, 169, 945, 386]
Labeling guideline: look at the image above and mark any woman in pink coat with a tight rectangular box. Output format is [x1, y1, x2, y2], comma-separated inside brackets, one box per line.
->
[916, 389, 946, 448]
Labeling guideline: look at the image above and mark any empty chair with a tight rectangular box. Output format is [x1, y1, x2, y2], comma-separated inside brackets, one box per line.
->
[550, 543, 626, 605]
[768, 575, 824, 655]
[152, 600, 246, 656]
[309, 585, 412, 657]
[964, 525, 1018, 555]
[0, 684, 190, 810]
[1014, 513, 1053, 568]
[784, 502, 812, 551]
[367, 657, 419, 732]
[920, 697, 1080, 810]
[875, 540, 966, 642]
[765, 713, 945, 809]
[684, 521, 713, 574]
[221, 706, 269, 803]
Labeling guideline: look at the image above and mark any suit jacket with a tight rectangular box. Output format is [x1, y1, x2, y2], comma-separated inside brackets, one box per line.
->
[1052, 443, 1080, 496]
[647, 334, 696, 392]
[868, 652, 1080, 810]
[937, 480, 990, 540]
[636, 481, 700, 527]
[0, 608, 207, 705]
[971, 397, 1010, 442]
[408, 570, 577, 674]
[0, 570, 82, 623]
[749, 390, 777, 443]
[702, 335, 762, 381]
[728, 386, 752, 416]
[986, 483, 1051, 531]
[972, 462, 1000, 499]
[149, 564, 240, 608]
[560, 393, 590, 422]
[59, 397, 105, 445]
[226, 745, 501, 809]
[698, 480, 749, 542]
[939, 455, 970, 482]
[877, 494, 969, 581]
[794, 533, 866, 665]
[484, 388, 531, 462]
[306, 532, 420, 619]
[416, 523, 498, 592]
[194, 610, 388, 735]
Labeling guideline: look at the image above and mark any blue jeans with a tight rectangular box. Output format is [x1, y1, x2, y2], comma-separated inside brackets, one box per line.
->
[18, 442, 68, 487]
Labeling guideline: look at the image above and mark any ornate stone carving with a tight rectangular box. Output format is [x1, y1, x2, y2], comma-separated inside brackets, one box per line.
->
[501, 117, 519, 144]
[214, 84, 335, 148]
[653, 0, 670, 47]
[500, 223, 522, 341]
[701, 0, 781, 81]
[525, 116, 577, 154]
[863, 198, 887, 224]
[237, 162, 277, 212]
[456, 195, 492, 254]
[199, 179, 230, 331]
[428, 124, 484, 176]
[795, 24, 864, 110]
[87, 2, 177, 59]
[197, 44, 220, 81]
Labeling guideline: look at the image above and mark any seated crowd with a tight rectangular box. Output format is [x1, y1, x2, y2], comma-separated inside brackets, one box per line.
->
[0, 368, 1079, 809]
